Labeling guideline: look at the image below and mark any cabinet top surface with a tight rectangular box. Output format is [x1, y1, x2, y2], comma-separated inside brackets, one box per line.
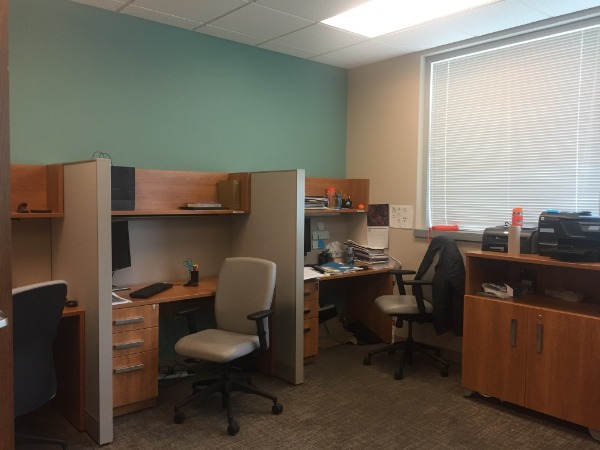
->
[466, 250, 600, 271]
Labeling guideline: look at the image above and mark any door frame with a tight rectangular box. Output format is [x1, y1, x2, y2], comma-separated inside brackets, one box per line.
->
[0, 0, 15, 447]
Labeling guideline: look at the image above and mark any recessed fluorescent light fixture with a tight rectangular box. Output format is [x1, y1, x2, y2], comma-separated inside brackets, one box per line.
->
[322, 0, 500, 38]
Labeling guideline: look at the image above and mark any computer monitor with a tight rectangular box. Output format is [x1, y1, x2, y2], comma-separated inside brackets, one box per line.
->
[304, 217, 311, 256]
[112, 220, 131, 272]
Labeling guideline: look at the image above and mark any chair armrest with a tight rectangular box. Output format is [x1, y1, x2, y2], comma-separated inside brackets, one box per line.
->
[247, 309, 274, 322]
[390, 269, 416, 276]
[247, 309, 275, 353]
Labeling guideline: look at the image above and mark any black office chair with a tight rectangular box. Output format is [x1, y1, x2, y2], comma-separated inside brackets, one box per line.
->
[13, 280, 68, 449]
[173, 257, 283, 435]
[363, 236, 465, 380]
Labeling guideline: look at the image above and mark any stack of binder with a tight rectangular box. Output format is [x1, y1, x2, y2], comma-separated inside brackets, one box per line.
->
[305, 196, 328, 209]
[345, 240, 389, 267]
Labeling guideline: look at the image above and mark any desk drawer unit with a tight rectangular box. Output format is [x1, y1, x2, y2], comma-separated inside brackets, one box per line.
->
[112, 303, 159, 416]
[304, 281, 319, 362]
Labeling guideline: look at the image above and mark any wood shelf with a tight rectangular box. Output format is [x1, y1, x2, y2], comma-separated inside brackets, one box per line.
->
[305, 177, 369, 214]
[112, 169, 250, 217]
[10, 164, 64, 219]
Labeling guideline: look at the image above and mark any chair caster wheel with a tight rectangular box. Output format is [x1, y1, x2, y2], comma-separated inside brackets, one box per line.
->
[440, 367, 449, 377]
[272, 402, 283, 415]
[227, 420, 240, 436]
[363, 357, 371, 366]
[394, 370, 404, 380]
[174, 410, 186, 424]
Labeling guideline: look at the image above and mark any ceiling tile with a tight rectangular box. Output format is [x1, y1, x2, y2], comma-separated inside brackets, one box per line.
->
[259, 41, 320, 59]
[130, 0, 249, 23]
[516, 0, 600, 17]
[197, 25, 265, 46]
[312, 41, 412, 69]
[71, 0, 126, 11]
[438, 0, 549, 38]
[122, 5, 202, 30]
[254, 0, 369, 22]
[273, 24, 367, 55]
[376, 22, 475, 53]
[210, 3, 313, 41]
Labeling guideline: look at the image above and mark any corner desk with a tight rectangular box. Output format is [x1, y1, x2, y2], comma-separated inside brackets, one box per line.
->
[111, 279, 217, 417]
[303, 268, 394, 363]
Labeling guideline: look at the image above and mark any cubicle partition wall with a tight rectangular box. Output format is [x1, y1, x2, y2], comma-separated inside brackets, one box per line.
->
[51, 159, 114, 445]
[231, 170, 305, 385]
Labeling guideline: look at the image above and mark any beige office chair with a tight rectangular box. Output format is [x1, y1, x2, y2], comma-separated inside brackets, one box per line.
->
[364, 236, 464, 380]
[173, 257, 282, 435]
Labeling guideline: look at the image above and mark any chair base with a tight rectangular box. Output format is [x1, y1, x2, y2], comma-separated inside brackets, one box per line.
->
[363, 321, 449, 380]
[16, 433, 67, 449]
[173, 370, 282, 435]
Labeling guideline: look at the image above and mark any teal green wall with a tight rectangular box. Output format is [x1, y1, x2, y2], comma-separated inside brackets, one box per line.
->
[8, 0, 347, 177]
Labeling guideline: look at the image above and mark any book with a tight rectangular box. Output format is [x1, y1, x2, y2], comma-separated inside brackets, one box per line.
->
[218, 179, 241, 210]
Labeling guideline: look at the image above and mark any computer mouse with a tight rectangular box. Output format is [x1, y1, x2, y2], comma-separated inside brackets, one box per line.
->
[65, 300, 78, 308]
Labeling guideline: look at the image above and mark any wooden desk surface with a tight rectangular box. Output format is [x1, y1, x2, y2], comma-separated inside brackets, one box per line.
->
[113, 276, 218, 309]
[316, 267, 390, 282]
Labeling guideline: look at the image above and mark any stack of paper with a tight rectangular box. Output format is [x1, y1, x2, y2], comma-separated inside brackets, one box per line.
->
[345, 240, 389, 267]
[305, 196, 328, 209]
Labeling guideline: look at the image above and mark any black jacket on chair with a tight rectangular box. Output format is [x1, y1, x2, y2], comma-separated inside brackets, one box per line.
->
[414, 236, 465, 336]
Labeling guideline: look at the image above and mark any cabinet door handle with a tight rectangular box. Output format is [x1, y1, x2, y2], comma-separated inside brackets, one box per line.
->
[536, 323, 543, 353]
[113, 340, 144, 350]
[114, 363, 145, 374]
[113, 317, 144, 326]
[510, 318, 517, 347]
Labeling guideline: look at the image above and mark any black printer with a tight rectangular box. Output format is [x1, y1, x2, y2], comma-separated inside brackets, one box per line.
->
[482, 225, 538, 254]
[538, 211, 600, 262]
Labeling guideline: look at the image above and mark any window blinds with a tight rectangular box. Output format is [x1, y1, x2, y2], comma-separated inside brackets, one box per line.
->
[427, 23, 600, 231]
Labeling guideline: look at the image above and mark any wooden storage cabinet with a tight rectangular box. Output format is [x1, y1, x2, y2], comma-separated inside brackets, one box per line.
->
[303, 280, 319, 363]
[112, 304, 159, 416]
[462, 251, 600, 434]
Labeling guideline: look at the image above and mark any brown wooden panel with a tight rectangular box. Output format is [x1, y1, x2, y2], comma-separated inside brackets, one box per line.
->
[112, 304, 158, 333]
[113, 351, 158, 409]
[303, 280, 318, 320]
[525, 309, 600, 430]
[305, 177, 369, 208]
[112, 327, 158, 358]
[53, 310, 85, 431]
[303, 317, 318, 359]
[461, 295, 527, 405]
[0, 0, 14, 445]
[135, 169, 230, 210]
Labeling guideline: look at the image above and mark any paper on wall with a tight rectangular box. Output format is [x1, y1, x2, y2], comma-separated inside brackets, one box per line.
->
[390, 205, 414, 229]
[367, 226, 389, 249]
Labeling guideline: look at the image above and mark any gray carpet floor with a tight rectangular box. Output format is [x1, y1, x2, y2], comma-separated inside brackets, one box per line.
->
[17, 343, 599, 449]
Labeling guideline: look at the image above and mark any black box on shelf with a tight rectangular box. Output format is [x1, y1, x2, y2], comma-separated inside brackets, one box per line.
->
[111, 166, 135, 211]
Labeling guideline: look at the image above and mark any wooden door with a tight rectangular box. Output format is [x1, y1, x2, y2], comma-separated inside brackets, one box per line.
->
[525, 308, 600, 431]
[461, 295, 527, 405]
[0, 0, 14, 447]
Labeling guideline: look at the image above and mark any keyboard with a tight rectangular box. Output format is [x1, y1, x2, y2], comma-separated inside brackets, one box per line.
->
[129, 282, 173, 299]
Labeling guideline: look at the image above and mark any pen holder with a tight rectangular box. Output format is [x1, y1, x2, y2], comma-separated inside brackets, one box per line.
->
[185, 270, 199, 287]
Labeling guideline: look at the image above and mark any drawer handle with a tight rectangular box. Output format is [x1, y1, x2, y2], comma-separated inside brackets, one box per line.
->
[304, 308, 311, 315]
[304, 327, 311, 332]
[114, 340, 144, 350]
[304, 290, 310, 297]
[510, 318, 517, 347]
[536, 323, 543, 353]
[113, 317, 144, 326]
[114, 363, 145, 374]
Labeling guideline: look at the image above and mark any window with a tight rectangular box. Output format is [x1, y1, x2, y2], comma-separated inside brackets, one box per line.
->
[425, 20, 600, 231]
